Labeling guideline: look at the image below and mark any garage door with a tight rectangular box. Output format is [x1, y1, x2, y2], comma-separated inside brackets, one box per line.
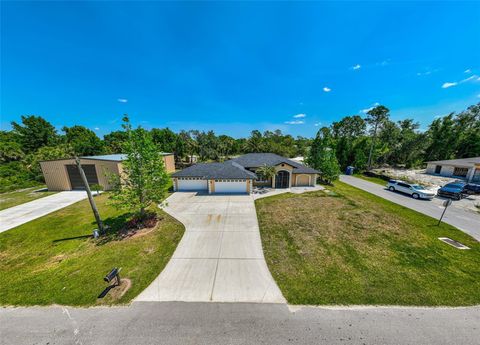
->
[215, 179, 247, 194]
[66, 164, 99, 190]
[177, 178, 208, 191]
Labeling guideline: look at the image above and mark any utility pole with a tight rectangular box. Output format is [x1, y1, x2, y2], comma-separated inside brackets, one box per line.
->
[75, 157, 105, 233]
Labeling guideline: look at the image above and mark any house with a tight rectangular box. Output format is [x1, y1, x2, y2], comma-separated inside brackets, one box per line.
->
[171, 153, 319, 194]
[40, 153, 175, 191]
[426, 157, 480, 183]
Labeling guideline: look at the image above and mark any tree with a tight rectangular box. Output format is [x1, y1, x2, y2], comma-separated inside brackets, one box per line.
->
[0, 131, 24, 162]
[306, 127, 340, 184]
[151, 128, 177, 153]
[104, 130, 128, 153]
[62, 125, 104, 156]
[256, 164, 276, 182]
[24, 144, 74, 181]
[365, 105, 390, 169]
[11, 115, 58, 153]
[109, 116, 170, 217]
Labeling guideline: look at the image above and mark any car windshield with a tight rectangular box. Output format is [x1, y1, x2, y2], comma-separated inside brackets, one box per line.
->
[445, 183, 465, 188]
[411, 185, 425, 190]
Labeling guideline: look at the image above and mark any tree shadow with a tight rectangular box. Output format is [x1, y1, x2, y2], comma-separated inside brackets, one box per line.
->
[53, 234, 92, 243]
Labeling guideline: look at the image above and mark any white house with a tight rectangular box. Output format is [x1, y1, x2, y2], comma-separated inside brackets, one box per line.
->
[426, 157, 480, 183]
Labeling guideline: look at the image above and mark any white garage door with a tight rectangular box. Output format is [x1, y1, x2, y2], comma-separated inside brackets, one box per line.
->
[215, 179, 247, 194]
[177, 178, 208, 191]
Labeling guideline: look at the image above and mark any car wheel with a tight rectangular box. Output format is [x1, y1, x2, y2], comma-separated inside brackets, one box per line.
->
[455, 194, 461, 200]
[388, 186, 395, 192]
[412, 193, 419, 199]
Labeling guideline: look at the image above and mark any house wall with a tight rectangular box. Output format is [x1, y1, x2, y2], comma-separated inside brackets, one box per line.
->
[40, 159, 121, 191]
[291, 173, 316, 187]
[426, 163, 477, 180]
[272, 163, 294, 188]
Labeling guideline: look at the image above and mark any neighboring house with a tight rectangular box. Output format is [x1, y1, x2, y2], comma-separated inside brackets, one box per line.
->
[40, 153, 175, 191]
[172, 153, 319, 194]
[426, 157, 480, 183]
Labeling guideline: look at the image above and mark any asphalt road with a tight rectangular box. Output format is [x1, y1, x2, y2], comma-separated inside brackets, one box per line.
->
[1, 302, 479, 345]
[339, 175, 480, 241]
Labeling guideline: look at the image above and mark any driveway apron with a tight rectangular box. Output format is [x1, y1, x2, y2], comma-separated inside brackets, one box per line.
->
[135, 192, 286, 303]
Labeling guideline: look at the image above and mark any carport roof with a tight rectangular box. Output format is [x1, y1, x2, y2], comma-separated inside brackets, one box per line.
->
[40, 153, 173, 163]
[427, 157, 480, 167]
[172, 161, 258, 179]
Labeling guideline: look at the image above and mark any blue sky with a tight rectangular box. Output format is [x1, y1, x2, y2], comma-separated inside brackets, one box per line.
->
[1, 1, 479, 138]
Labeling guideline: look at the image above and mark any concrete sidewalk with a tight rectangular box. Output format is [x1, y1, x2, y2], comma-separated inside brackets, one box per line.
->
[135, 192, 285, 303]
[0, 191, 89, 233]
[340, 175, 480, 241]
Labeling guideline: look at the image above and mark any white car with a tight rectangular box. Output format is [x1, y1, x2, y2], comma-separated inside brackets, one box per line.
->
[386, 180, 436, 200]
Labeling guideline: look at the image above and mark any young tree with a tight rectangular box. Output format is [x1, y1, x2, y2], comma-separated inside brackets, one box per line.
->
[109, 116, 170, 217]
[365, 105, 390, 169]
[11, 115, 58, 153]
[306, 127, 340, 184]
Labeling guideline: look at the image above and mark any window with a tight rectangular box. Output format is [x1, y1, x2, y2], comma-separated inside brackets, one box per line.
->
[435, 165, 442, 174]
[397, 182, 410, 188]
[453, 167, 468, 177]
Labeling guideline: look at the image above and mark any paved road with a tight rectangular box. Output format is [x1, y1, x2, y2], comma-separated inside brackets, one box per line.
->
[340, 175, 480, 241]
[0, 191, 90, 233]
[1, 303, 479, 345]
[135, 192, 285, 303]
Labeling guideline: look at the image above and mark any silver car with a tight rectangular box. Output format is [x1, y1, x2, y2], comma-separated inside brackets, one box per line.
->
[386, 180, 436, 200]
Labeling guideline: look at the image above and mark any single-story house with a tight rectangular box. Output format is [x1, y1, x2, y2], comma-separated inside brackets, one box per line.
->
[426, 157, 480, 183]
[40, 153, 175, 191]
[172, 153, 319, 194]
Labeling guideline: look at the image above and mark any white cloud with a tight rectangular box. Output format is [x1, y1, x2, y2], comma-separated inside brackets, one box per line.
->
[117, 98, 128, 103]
[477, 94, 480, 98]
[293, 113, 306, 118]
[442, 74, 479, 89]
[442, 82, 457, 89]
[323, 87, 331, 92]
[94, 127, 100, 131]
[352, 64, 361, 70]
[285, 120, 305, 125]
[417, 71, 432, 76]
[464, 69, 472, 73]
[360, 102, 380, 114]
[314, 122, 321, 127]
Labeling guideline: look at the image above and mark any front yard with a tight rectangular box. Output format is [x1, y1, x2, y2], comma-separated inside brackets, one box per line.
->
[255, 182, 480, 306]
[0, 194, 184, 306]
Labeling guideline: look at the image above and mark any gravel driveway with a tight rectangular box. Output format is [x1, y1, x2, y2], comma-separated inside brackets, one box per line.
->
[340, 175, 480, 241]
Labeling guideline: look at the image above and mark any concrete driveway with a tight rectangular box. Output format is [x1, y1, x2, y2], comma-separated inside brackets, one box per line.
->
[135, 192, 285, 303]
[340, 175, 480, 241]
[0, 191, 89, 233]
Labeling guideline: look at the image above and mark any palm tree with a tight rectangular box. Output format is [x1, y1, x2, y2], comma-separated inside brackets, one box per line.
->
[256, 164, 276, 184]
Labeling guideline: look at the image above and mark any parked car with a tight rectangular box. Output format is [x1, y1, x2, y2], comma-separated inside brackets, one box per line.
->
[437, 181, 479, 199]
[437, 182, 466, 200]
[386, 180, 436, 199]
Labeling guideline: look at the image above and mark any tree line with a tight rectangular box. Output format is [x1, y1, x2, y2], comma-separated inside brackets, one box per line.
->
[1, 102, 478, 191]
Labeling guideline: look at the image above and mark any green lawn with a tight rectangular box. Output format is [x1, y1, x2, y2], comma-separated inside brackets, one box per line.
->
[0, 186, 57, 211]
[255, 182, 480, 306]
[353, 174, 389, 186]
[0, 194, 184, 306]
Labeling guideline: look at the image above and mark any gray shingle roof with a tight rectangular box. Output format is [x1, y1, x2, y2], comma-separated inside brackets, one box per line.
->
[172, 161, 257, 179]
[426, 157, 480, 167]
[229, 153, 319, 174]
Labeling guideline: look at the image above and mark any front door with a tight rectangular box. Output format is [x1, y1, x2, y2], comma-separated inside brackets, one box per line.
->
[275, 171, 289, 188]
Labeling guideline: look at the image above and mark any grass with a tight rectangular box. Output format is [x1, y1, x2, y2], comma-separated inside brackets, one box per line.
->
[0, 186, 57, 211]
[255, 182, 480, 306]
[353, 173, 389, 186]
[0, 193, 184, 306]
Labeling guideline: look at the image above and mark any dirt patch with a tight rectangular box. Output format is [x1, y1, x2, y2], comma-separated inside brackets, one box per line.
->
[97, 278, 132, 304]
